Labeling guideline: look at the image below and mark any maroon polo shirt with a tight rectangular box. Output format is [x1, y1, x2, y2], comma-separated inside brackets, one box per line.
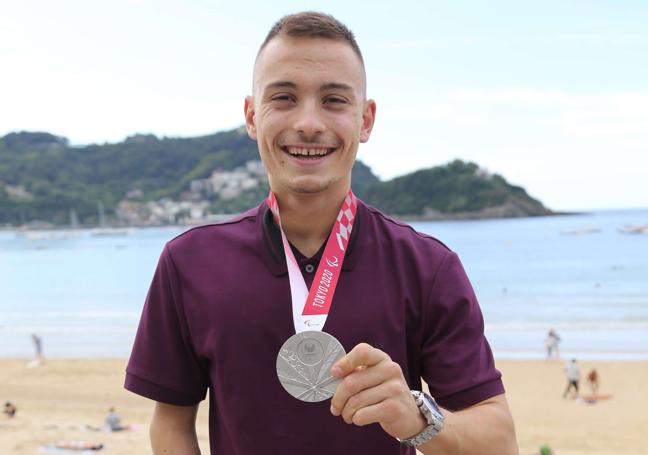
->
[125, 199, 504, 454]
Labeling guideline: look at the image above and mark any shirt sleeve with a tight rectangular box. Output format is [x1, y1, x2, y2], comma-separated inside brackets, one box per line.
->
[420, 251, 504, 411]
[124, 244, 209, 405]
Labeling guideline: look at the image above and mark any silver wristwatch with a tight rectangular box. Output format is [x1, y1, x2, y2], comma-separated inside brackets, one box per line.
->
[397, 390, 445, 447]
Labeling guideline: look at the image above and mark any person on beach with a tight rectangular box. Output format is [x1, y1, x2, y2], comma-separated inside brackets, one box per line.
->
[105, 407, 125, 432]
[544, 328, 561, 359]
[31, 333, 44, 364]
[563, 358, 581, 399]
[586, 368, 599, 396]
[125, 11, 516, 455]
[3, 401, 16, 418]
[46, 441, 104, 451]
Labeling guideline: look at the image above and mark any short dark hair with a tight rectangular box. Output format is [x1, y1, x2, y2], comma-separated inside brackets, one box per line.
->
[258, 11, 364, 66]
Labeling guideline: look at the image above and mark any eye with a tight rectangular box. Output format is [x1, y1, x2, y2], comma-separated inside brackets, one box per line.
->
[271, 94, 296, 103]
[324, 96, 347, 104]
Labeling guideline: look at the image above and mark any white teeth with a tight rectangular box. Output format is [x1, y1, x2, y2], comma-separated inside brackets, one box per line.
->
[286, 147, 332, 157]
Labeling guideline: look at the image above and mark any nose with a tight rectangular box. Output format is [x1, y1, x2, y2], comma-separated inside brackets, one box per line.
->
[293, 100, 325, 140]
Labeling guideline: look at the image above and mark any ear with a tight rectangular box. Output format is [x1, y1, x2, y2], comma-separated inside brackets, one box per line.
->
[359, 99, 376, 143]
[244, 96, 257, 140]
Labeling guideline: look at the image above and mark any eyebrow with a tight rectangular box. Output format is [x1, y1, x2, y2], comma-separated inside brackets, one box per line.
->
[319, 82, 353, 92]
[264, 81, 354, 93]
[265, 81, 297, 91]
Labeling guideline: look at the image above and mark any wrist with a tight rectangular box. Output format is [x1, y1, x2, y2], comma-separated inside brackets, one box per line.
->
[396, 390, 445, 447]
[400, 408, 428, 439]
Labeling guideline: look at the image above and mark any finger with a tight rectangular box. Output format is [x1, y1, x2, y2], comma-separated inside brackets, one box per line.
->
[340, 379, 403, 424]
[350, 399, 396, 427]
[331, 343, 389, 378]
[330, 360, 394, 415]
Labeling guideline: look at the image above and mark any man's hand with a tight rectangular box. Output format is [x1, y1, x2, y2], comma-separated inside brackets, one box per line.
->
[329, 343, 427, 439]
[329, 343, 518, 455]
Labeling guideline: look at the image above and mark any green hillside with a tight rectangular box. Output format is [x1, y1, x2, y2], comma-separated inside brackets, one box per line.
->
[0, 128, 551, 226]
[362, 160, 551, 219]
[0, 129, 378, 225]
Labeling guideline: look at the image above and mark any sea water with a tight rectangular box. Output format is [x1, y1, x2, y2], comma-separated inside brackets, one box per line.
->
[1, 209, 647, 359]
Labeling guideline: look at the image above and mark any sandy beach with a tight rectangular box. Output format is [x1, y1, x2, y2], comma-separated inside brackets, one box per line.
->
[1, 358, 647, 454]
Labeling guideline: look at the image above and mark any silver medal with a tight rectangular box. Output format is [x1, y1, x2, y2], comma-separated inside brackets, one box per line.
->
[276, 330, 346, 402]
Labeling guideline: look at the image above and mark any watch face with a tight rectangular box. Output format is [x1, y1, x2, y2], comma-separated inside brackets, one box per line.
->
[422, 394, 443, 418]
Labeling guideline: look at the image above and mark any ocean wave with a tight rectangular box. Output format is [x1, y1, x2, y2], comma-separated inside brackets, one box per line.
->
[0, 311, 140, 320]
[485, 320, 648, 331]
[0, 325, 137, 334]
[493, 349, 648, 361]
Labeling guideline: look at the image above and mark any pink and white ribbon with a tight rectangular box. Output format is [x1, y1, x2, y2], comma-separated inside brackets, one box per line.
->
[268, 190, 357, 333]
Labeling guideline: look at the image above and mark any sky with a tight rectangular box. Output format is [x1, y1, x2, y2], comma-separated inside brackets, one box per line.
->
[2, 0, 647, 211]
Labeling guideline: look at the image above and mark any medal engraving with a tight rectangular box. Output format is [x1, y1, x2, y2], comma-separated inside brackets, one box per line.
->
[297, 338, 324, 365]
[277, 331, 345, 402]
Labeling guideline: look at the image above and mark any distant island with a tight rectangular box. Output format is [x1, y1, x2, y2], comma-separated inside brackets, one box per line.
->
[0, 128, 552, 227]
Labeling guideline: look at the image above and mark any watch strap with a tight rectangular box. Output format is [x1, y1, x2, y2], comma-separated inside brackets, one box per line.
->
[397, 390, 445, 447]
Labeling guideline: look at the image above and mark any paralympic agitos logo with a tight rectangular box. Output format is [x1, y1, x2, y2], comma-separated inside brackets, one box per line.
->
[326, 256, 339, 268]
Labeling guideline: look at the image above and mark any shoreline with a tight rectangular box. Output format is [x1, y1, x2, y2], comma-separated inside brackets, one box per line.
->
[3, 352, 648, 361]
[0, 210, 596, 231]
[1, 358, 647, 455]
[4, 206, 646, 232]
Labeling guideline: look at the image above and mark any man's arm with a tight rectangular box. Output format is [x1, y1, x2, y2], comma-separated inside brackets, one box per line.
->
[330, 343, 518, 455]
[150, 402, 201, 455]
[416, 394, 516, 455]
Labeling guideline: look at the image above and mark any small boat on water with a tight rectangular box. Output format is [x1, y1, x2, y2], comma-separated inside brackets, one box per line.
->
[17, 229, 81, 240]
[16, 210, 83, 240]
[91, 227, 134, 237]
[91, 202, 133, 237]
[560, 227, 601, 236]
[619, 224, 648, 235]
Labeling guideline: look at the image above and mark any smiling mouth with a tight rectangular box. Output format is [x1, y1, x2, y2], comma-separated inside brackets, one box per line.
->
[282, 146, 336, 159]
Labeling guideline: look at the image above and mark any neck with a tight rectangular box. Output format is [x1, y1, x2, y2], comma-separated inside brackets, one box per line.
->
[273, 185, 350, 258]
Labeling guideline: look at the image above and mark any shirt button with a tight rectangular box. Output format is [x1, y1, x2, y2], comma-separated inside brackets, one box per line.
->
[305, 264, 315, 273]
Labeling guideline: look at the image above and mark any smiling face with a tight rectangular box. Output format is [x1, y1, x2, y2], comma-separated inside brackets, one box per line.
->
[244, 36, 376, 197]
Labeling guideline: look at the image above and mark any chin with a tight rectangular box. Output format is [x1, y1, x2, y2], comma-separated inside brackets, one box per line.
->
[289, 183, 330, 194]
[286, 178, 331, 194]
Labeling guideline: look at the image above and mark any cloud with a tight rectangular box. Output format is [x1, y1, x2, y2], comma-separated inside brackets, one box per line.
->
[535, 32, 648, 47]
[370, 35, 479, 50]
[403, 88, 648, 141]
[361, 87, 648, 210]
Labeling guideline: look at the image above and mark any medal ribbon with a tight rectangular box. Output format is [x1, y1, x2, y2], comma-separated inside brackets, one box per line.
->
[268, 190, 357, 333]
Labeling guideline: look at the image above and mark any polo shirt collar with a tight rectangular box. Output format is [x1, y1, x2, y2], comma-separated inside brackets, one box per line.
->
[256, 199, 364, 277]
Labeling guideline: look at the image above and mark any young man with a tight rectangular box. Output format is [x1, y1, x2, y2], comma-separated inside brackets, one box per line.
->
[563, 359, 581, 399]
[125, 12, 517, 455]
